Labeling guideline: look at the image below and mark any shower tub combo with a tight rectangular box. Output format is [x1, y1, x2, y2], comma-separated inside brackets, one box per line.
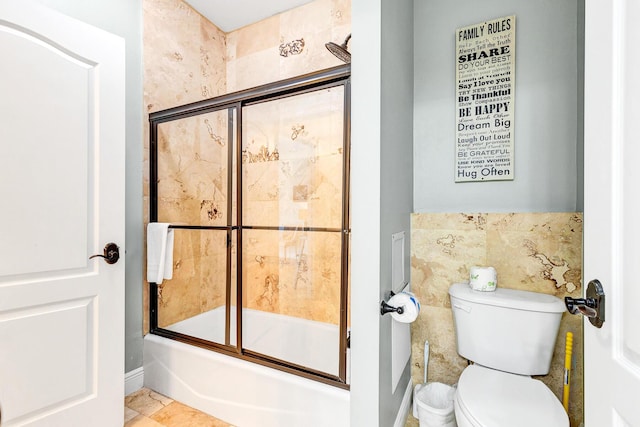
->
[146, 66, 352, 425]
[144, 309, 350, 426]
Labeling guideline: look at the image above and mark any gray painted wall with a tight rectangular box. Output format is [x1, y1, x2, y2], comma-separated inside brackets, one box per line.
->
[351, 0, 414, 425]
[33, 0, 145, 373]
[379, 0, 414, 425]
[576, 0, 585, 211]
[414, 0, 582, 213]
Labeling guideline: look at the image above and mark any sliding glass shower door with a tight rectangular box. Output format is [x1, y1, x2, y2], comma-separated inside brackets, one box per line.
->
[241, 86, 347, 377]
[149, 66, 350, 386]
[153, 108, 236, 348]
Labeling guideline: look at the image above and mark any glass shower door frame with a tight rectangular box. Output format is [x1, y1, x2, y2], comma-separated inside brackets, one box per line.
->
[149, 65, 351, 388]
[149, 104, 238, 353]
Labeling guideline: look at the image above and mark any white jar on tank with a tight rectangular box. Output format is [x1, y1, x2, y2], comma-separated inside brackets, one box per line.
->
[448, 283, 569, 427]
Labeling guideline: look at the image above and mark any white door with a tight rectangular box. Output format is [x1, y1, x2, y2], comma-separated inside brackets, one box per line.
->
[584, 0, 640, 425]
[0, 1, 125, 426]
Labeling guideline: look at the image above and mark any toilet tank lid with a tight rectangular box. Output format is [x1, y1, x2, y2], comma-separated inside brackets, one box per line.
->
[449, 283, 566, 313]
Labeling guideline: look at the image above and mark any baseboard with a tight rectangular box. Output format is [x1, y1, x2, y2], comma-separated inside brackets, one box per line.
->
[124, 367, 144, 396]
[394, 379, 414, 427]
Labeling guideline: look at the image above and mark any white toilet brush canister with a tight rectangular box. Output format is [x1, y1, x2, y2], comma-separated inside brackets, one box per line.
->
[412, 340, 457, 427]
[413, 340, 430, 418]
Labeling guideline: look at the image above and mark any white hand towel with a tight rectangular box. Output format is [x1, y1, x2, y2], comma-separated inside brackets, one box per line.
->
[147, 223, 174, 284]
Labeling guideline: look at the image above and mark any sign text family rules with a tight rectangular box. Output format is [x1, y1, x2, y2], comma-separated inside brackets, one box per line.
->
[455, 15, 516, 182]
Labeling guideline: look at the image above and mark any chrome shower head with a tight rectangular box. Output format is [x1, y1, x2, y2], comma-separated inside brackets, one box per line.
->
[325, 34, 351, 63]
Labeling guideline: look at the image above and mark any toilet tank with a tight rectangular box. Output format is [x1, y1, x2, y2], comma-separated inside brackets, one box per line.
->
[449, 283, 566, 375]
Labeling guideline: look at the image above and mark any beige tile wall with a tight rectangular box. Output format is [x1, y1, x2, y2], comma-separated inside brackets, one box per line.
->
[143, 0, 227, 114]
[409, 212, 583, 427]
[143, 0, 351, 332]
[143, 0, 228, 333]
[240, 87, 346, 324]
[154, 112, 230, 327]
[226, 0, 351, 92]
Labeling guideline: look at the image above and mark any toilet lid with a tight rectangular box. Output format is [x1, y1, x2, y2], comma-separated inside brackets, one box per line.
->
[456, 365, 568, 427]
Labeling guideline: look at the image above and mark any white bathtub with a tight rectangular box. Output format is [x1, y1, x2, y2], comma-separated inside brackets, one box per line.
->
[143, 308, 350, 427]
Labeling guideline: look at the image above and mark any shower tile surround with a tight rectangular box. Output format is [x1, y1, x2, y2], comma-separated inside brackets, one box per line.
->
[154, 89, 347, 329]
[407, 213, 583, 427]
[143, 0, 351, 333]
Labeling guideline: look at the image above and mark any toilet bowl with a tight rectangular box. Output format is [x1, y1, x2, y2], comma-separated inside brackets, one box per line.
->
[448, 283, 569, 427]
[453, 365, 568, 427]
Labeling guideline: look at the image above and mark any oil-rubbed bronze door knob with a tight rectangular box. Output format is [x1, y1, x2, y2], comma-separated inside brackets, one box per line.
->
[89, 243, 120, 264]
[564, 279, 605, 328]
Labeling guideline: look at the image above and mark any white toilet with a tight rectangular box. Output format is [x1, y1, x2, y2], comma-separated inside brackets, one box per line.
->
[448, 283, 569, 427]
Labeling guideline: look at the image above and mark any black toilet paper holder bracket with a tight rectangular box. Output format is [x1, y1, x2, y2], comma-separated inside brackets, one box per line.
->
[380, 291, 404, 316]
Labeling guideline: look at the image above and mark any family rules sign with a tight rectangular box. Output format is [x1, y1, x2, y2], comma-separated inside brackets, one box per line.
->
[455, 15, 515, 182]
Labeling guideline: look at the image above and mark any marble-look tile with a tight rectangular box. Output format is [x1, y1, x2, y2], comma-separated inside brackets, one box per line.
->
[411, 228, 486, 308]
[225, 31, 237, 61]
[144, 0, 351, 340]
[330, 0, 351, 27]
[486, 228, 582, 296]
[410, 306, 467, 386]
[157, 230, 227, 328]
[278, 0, 347, 76]
[280, 0, 332, 35]
[151, 401, 234, 427]
[124, 388, 174, 417]
[234, 15, 280, 59]
[410, 212, 583, 427]
[537, 313, 583, 427]
[143, 0, 227, 113]
[278, 32, 336, 79]
[155, 113, 229, 226]
[143, 0, 229, 333]
[125, 407, 140, 423]
[487, 212, 583, 234]
[411, 212, 487, 231]
[125, 415, 165, 427]
[224, 60, 237, 93]
[225, 0, 352, 93]
[242, 229, 342, 324]
[125, 388, 236, 427]
[486, 212, 583, 296]
[228, 49, 281, 92]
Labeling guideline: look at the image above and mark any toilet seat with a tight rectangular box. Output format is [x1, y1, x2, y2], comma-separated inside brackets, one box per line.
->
[455, 365, 568, 427]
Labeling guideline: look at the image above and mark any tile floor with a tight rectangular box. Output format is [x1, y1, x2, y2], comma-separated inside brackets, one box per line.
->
[125, 388, 234, 427]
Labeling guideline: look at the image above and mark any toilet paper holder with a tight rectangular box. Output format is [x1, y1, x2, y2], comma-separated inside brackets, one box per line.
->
[380, 291, 404, 316]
